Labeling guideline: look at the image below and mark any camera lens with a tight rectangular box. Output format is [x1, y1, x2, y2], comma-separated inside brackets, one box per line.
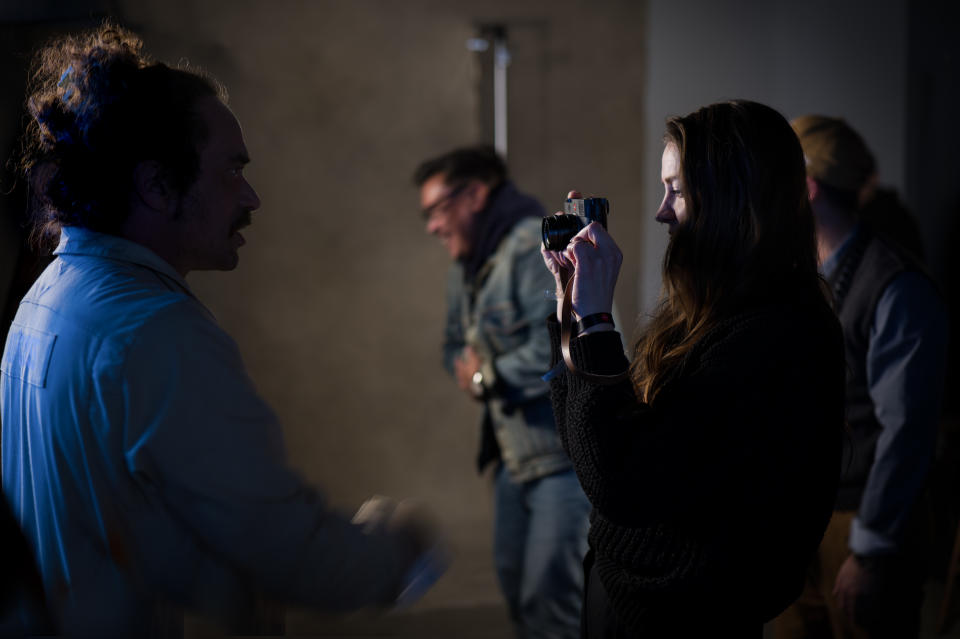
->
[542, 215, 585, 251]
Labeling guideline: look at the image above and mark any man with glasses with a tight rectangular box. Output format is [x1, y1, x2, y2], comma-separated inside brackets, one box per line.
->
[414, 146, 590, 639]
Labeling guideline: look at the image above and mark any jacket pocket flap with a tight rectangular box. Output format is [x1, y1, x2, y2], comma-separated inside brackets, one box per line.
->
[1, 324, 57, 388]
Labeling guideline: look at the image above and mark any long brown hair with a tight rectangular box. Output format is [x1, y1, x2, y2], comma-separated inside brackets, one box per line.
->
[631, 100, 820, 402]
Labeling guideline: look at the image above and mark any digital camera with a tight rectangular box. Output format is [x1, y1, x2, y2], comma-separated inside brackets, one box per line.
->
[541, 197, 609, 251]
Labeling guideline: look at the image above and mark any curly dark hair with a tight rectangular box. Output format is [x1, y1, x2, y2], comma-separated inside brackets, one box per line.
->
[20, 21, 226, 247]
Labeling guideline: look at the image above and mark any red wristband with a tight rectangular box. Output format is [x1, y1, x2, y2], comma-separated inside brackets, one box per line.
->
[575, 312, 614, 333]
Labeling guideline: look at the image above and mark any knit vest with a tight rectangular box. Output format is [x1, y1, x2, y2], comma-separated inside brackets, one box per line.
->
[828, 228, 922, 510]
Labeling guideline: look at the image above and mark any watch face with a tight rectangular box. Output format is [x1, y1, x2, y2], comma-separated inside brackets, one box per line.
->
[470, 370, 484, 398]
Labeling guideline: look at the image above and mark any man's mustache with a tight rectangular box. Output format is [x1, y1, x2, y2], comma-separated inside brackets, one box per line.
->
[230, 210, 253, 234]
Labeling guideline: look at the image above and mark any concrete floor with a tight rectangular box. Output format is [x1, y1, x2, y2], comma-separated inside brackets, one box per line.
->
[182, 508, 960, 639]
[181, 576, 960, 639]
[185, 517, 515, 638]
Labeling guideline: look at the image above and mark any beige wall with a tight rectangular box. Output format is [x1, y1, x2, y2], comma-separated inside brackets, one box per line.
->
[109, 0, 647, 615]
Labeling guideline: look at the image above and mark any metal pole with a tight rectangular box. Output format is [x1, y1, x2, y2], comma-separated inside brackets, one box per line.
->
[493, 29, 510, 158]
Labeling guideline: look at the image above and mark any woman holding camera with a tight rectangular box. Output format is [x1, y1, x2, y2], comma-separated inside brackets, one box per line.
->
[542, 100, 845, 637]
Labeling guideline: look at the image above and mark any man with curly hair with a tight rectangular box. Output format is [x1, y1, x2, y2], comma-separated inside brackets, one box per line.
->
[1, 23, 442, 637]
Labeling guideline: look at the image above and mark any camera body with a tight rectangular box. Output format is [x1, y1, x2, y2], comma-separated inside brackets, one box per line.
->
[541, 197, 609, 251]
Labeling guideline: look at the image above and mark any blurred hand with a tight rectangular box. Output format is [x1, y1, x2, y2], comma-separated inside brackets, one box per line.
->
[353, 495, 448, 608]
[541, 190, 622, 321]
[352, 496, 442, 558]
[389, 499, 443, 558]
[352, 494, 397, 533]
[454, 345, 482, 397]
[833, 554, 870, 625]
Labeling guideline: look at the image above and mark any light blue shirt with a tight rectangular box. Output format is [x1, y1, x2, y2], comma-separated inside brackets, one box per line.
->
[1, 227, 424, 636]
[822, 226, 948, 555]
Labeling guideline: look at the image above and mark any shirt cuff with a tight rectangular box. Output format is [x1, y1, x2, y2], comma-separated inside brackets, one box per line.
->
[849, 516, 898, 556]
[480, 358, 498, 392]
[394, 545, 449, 609]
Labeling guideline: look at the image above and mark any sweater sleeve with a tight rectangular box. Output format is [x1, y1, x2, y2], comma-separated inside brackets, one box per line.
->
[546, 317, 634, 512]
[548, 317, 754, 525]
[853, 270, 948, 554]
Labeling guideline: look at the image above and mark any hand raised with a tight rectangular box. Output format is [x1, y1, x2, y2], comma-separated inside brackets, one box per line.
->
[540, 190, 580, 320]
[561, 219, 622, 320]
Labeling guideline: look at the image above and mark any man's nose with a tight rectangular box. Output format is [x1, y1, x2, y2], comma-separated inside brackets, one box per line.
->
[243, 179, 262, 211]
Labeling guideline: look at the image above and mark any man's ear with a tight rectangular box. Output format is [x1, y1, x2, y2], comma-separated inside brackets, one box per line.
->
[132, 161, 177, 215]
[465, 179, 491, 213]
[805, 175, 819, 203]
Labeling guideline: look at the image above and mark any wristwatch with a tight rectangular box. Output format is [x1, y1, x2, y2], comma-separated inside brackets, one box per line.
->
[470, 369, 485, 399]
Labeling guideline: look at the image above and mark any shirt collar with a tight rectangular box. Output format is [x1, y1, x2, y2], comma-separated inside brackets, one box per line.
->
[820, 223, 861, 279]
[54, 226, 194, 297]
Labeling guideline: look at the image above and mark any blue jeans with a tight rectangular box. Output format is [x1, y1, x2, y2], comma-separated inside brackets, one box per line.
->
[493, 465, 591, 639]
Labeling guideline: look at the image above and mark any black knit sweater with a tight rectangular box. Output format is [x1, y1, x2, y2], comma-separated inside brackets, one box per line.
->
[548, 281, 845, 636]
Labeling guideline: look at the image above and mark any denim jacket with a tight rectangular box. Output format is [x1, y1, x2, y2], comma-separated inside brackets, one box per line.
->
[443, 216, 570, 483]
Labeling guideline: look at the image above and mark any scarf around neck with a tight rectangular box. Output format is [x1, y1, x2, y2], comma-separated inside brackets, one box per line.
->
[461, 181, 546, 283]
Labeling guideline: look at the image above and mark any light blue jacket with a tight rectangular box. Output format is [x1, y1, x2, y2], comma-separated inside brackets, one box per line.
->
[1, 227, 420, 636]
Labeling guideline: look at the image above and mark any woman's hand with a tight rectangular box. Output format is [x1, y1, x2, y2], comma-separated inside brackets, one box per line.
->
[541, 240, 571, 323]
[540, 190, 623, 322]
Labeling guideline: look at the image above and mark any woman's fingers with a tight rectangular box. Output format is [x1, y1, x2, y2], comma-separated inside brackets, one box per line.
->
[563, 224, 607, 261]
[541, 245, 573, 295]
[580, 223, 623, 265]
[541, 245, 562, 273]
[541, 245, 569, 321]
[565, 236, 594, 265]
[558, 222, 620, 318]
[543, 245, 572, 269]
[581, 221, 615, 249]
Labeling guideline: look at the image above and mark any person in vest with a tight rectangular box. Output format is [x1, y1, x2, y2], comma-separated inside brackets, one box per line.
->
[415, 146, 591, 638]
[773, 115, 949, 638]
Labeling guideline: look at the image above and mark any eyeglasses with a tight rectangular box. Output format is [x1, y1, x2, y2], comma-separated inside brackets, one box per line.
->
[421, 182, 468, 220]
